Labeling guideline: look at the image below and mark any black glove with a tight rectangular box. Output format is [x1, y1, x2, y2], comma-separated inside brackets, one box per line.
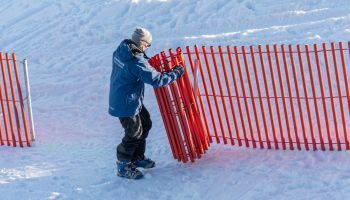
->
[172, 64, 185, 79]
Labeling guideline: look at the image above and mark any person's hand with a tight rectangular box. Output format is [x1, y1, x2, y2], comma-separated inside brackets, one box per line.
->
[172, 64, 185, 79]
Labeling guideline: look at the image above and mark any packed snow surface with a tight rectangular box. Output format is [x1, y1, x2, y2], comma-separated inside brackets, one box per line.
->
[0, 0, 350, 199]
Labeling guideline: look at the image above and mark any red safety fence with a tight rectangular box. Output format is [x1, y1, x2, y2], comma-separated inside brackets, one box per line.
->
[149, 41, 350, 163]
[0, 52, 35, 147]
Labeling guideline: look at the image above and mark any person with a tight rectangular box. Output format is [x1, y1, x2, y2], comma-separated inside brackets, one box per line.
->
[109, 27, 185, 179]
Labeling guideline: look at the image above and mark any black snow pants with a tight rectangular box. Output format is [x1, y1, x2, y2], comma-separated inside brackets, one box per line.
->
[117, 106, 152, 161]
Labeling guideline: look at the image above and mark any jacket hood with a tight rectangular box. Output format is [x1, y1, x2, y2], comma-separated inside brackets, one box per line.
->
[116, 39, 144, 62]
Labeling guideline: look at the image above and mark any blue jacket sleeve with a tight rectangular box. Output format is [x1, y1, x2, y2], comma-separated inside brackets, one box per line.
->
[129, 57, 180, 88]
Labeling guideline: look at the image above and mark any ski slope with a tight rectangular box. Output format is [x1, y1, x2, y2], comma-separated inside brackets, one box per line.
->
[0, 0, 350, 199]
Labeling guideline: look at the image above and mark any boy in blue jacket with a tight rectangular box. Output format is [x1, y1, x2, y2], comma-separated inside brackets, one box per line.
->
[109, 27, 185, 179]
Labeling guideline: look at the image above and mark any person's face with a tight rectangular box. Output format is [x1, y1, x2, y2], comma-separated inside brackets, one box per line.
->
[140, 40, 151, 52]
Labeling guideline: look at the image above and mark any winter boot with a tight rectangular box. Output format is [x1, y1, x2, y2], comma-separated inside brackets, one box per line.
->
[133, 157, 156, 169]
[117, 161, 143, 179]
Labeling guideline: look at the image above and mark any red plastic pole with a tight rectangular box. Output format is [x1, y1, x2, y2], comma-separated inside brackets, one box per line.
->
[234, 46, 257, 148]
[160, 59, 188, 162]
[194, 45, 220, 143]
[242, 46, 263, 149]
[339, 42, 350, 119]
[162, 52, 196, 161]
[0, 53, 10, 146]
[331, 42, 348, 150]
[273, 44, 294, 150]
[0, 123, 2, 146]
[170, 49, 204, 156]
[12, 53, 31, 146]
[177, 48, 210, 150]
[151, 57, 180, 160]
[202, 46, 228, 144]
[322, 43, 340, 151]
[175, 47, 209, 148]
[339, 42, 350, 148]
[162, 53, 195, 161]
[340, 42, 350, 142]
[266, 45, 286, 150]
[288, 45, 310, 150]
[210, 46, 234, 145]
[227, 46, 249, 147]
[153, 73, 178, 160]
[0, 53, 15, 146]
[281, 45, 301, 150]
[169, 49, 204, 158]
[156, 55, 188, 162]
[314, 44, 332, 150]
[250, 46, 271, 149]
[218, 46, 241, 146]
[186, 46, 212, 144]
[0, 81, 3, 145]
[5, 53, 21, 147]
[305, 45, 326, 150]
[169, 50, 200, 157]
[193, 59, 208, 139]
[0, 77, 4, 145]
[6, 53, 24, 147]
[258, 45, 277, 149]
[296, 45, 317, 151]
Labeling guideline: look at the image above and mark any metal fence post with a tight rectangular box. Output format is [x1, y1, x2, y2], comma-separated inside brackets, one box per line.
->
[23, 59, 35, 141]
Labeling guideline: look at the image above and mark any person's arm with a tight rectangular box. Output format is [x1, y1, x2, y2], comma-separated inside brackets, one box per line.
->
[130, 58, 185, 88]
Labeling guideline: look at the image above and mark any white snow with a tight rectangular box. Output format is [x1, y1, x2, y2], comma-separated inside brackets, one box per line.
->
[0, 0, 350, 199]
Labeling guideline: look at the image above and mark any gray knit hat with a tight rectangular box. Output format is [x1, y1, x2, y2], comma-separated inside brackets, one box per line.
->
[131, 27, 152, 46]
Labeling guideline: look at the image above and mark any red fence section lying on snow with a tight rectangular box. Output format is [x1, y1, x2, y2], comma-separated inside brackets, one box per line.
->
[0, 52, 34, 147]
[150, 42, 350, 163]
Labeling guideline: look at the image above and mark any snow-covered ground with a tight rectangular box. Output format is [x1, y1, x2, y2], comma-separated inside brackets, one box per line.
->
[0, 0, 350, 199]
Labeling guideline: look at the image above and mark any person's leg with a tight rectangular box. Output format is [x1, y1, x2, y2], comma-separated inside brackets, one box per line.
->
[133, 105, 152, 160]
[132, 106, 155, 169]
[117, 114, 143, 161]
[116, 115, 144, 179]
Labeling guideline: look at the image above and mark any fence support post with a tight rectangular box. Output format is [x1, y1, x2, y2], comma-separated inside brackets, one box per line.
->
[23, 59, 35, 141]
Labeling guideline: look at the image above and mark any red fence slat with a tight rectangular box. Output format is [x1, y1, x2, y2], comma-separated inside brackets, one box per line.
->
[281, 45, 301, 150]
[266, 45, 286, 149]
[227, 46, 248, 147]
[210, 46, 234, 145]
[155, 55, 188, 162]
[0, 53, 9, 146]
[151, 57, 180, 161]
[314, 44, 331, 150]
[339, 42, 350, 149]
[161, 52, 196, 161]
[288, 45, 310, 150]
[258, 45, 278, 149]
[185, 47, 213, 144]
[323, 43, 341, 151]
[177, 48, 210, 151]
[194, 46, 220, 143]
[242, 46, 263, 148]
[274, 44, 294, 150]
[250, 46, 271, 149]
[235, 46, 257, 148]
[202, 46, 228, 144]
[331, 42, 348, 150]
[305, 45, 325, 150]
[296, 45, 317, 151]
[12, 53, 31, 147]
[219, 46, 241, 146]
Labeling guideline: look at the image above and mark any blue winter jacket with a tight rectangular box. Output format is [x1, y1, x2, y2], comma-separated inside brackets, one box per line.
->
[109, 39, 180, 117]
